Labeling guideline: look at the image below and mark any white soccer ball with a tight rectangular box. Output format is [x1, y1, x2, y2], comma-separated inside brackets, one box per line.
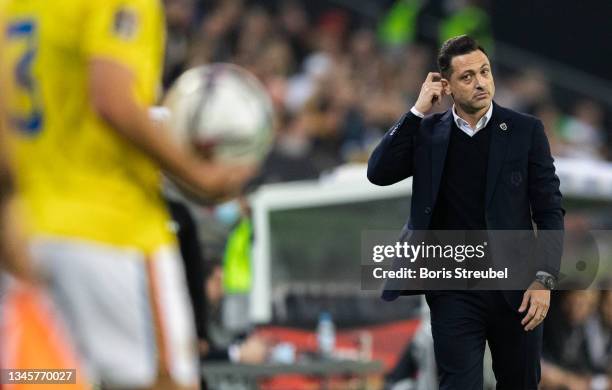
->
[163, 63, 274, 165]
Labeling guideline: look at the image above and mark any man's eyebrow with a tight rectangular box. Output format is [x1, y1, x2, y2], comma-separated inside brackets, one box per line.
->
[460, 64, 490, 75]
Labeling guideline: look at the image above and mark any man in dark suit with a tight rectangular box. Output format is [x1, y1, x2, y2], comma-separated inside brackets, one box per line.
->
[367, 35, 564, 389]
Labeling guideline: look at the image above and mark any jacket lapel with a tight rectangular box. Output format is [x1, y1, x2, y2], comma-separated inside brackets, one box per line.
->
[485, 102, 512, 207]
[431, 110, 453, 206]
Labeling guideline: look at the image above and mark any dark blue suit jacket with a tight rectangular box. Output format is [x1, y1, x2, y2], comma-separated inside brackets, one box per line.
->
[367, 102, 565, 307]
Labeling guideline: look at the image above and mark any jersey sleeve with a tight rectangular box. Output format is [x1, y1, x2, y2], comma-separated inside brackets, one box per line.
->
[81, 0, 160, 72]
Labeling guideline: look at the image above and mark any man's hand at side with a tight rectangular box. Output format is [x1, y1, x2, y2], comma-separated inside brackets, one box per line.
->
[519, 280, 551, 331]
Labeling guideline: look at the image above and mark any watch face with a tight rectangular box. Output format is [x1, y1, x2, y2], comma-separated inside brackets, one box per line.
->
[545, 277, 555, 290]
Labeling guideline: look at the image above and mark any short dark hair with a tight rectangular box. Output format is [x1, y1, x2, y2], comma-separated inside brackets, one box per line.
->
[437, 35, 488, 79]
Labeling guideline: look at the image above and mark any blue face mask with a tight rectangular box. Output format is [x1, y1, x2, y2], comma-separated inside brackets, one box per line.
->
[214, 200, 241, 227]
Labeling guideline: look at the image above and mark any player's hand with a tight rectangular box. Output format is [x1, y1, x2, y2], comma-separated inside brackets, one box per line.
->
[564, 375, 590, 390]
[195, 161, 257, 200]
[238, 335, 269, 364]
[414, 72, 447, 115]
[170, 159, 257, 203]
[519, 280, 551, 331]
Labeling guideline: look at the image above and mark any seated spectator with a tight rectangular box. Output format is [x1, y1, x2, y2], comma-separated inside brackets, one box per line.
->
[584, 291, 612, 375]
[541, 290, 609, 390]
[533, 101, 567, 158]
[200, 261, 269, 364]
[558, 99, 607, 161]
[168, 199, 269, 365]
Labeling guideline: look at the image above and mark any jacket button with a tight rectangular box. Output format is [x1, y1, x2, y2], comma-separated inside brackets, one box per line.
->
[424, 207, 432, 215]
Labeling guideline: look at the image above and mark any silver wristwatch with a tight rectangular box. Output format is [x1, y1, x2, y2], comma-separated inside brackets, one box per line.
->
[535, 272, 556, 290]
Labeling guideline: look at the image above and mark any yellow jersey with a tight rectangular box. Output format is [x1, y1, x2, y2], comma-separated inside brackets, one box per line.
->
[1, 0, 174, 253]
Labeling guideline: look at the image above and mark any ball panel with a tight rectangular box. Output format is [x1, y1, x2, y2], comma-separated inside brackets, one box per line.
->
[163, 63, 274, 165]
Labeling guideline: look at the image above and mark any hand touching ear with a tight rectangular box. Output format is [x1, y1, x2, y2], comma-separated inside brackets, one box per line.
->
[414, 72, 449, 114]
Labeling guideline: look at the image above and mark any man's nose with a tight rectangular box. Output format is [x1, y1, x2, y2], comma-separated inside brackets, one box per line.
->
[475, 75, 487, 88]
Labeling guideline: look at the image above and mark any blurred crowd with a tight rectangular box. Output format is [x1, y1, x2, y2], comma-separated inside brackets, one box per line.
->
[541, 291, 612, 390]
[163, 0, 612, 188]
[162, 0, 612, 388]
[0, 1, 610, 389]
[2, 0, 611, 389]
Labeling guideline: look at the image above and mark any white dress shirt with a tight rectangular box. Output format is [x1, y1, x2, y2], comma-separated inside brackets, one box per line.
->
[410, 103, 494, 137]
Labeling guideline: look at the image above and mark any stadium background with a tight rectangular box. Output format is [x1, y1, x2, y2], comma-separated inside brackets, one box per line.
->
[159, 0, 612, 388]
[4, 0, 612, 389]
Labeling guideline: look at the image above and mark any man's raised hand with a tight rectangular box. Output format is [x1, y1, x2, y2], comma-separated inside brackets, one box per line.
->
[414, 72, 447, 115]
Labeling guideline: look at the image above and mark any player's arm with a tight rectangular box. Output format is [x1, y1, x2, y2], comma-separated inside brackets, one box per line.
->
[0, 102, 31, 279]
[0, 196, 33, 279]
[89, 59, 253, 200]
[85, 0, 253, 200]
[0, 128, 14, 270]
[0, 148, 12, 208]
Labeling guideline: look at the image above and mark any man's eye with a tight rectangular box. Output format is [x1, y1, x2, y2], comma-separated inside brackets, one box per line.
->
[462, 74, 471, 81]
[481, 69, 490, 75]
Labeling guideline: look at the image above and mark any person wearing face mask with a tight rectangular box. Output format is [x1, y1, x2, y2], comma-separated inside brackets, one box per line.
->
[368, 35, 564, 389]
[216, 196, 255, 334]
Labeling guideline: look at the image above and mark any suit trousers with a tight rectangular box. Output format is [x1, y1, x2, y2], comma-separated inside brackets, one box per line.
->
[425, 291, 542, 390]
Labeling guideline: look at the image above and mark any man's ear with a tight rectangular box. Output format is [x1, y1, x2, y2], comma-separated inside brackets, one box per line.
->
[441, 78, 451, 96]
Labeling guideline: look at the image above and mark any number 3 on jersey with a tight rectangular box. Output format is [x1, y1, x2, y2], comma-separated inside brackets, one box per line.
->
[6, 19, 43, 135]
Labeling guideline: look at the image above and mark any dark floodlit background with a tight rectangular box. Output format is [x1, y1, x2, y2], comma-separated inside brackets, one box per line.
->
[5, 0, 612, 389]
[160, 1, 612, 388]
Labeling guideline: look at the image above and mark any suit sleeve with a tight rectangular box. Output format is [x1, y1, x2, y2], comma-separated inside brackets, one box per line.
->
[528, 119, 565, 278]
[367, 112, 422, 186]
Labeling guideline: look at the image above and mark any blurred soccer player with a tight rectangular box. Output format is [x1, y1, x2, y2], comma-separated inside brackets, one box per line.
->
[0, 20, 26, 278]
[0, 0, 253, 388]
[1, 36, 89, 390]
[0, 97, 25, 278]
